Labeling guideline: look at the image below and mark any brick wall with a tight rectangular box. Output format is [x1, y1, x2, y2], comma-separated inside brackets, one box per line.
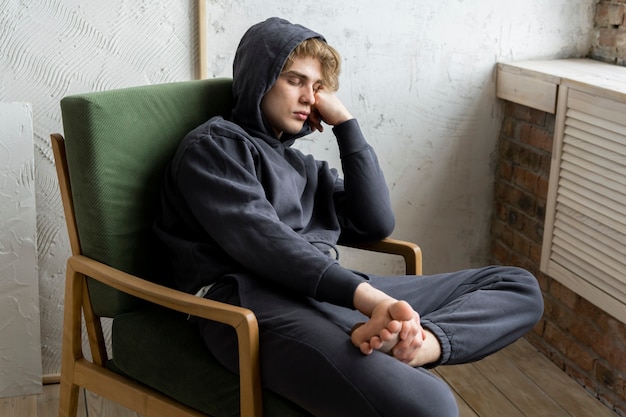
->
[491, 101, 626, 416]
[590, 0, 626, 66]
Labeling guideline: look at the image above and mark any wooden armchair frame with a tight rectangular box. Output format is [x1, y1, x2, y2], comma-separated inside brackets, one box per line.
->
[52, 128, 421, 417]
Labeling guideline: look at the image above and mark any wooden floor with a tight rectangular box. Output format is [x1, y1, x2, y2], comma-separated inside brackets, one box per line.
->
[1, 338, 617, 417]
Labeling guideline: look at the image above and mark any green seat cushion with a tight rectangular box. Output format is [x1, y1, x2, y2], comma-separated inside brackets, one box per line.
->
[111, 307, 312, 417]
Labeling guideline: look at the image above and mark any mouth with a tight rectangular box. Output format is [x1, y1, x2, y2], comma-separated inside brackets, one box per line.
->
[294, 111, 309, 121]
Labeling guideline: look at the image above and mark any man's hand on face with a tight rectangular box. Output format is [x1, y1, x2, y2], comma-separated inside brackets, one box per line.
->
[309, 88, 353, 132]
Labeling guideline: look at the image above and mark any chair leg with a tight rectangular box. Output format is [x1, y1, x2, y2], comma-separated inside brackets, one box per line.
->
[58, 377, 80, 417]
[58, 265, 85, 417]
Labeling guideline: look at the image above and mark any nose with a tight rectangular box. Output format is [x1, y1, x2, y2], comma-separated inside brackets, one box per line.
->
[301, 85, 316, 105]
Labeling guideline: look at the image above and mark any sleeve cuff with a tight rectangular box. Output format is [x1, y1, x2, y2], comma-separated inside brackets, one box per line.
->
[333, 119, 370, 157]
[315, 263, 368, 308]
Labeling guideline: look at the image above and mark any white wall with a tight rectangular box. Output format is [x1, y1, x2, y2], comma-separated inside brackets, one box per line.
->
[0, 103, 41, 397]
[0, 0, 594, 376]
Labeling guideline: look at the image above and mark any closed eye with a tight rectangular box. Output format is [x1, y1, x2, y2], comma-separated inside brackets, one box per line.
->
[286, 76, 303, 87]
[281, 71, 323, 91]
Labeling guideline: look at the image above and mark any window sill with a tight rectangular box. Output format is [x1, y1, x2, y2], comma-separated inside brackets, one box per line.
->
[496, 58, 626, 113]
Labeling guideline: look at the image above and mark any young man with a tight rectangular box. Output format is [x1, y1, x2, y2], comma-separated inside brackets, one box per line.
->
[155, 17, 543, 417]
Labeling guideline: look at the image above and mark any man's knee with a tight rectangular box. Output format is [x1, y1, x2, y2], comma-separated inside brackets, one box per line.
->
[414, 376, 459, 417]
[498, 266, 544, 325]
[381, 370, 459, 417]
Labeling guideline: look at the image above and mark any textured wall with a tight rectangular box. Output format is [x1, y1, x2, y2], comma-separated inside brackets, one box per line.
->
[0, 0, 594, 376]
[0, 102, 41, 397]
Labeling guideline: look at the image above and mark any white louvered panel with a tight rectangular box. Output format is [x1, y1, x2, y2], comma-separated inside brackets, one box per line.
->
[550, 249, 625, 303]
[541, 86, 626, 323]
[560, 174, 626, 223]
[557, 200, 626, 246]
[557, 184, 626, 234]
[551, 206, 625, 293]
[561, 151, 626, 194]
[563, 126, 626, 166]
[550, 245, 625, 300]
[567, 88, 626, 128]
[566, 112, 626, 148]
[553, 211, 626, 292]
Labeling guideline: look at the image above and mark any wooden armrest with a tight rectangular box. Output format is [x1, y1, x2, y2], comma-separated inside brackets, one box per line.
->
[67, 254, 261, 417]
[68, 255, 255, 327]
[341, 237, 422, 275]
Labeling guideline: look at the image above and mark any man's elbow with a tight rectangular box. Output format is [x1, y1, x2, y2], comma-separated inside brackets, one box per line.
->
[370, 216, 395, 241]
[350, 215, 395, 243]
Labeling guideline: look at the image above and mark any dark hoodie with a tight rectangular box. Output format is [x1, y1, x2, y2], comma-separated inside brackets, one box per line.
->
[155, 17, 395, 308]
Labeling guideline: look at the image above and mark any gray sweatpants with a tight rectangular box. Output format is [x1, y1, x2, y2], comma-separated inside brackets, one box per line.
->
[198, 266, 544, 417]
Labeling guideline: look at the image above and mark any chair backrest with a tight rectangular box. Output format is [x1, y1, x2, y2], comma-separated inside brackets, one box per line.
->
[60, 78, 233, 317]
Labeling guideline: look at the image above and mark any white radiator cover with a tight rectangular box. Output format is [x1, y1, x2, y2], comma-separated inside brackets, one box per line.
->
[541, 84, 626, 324]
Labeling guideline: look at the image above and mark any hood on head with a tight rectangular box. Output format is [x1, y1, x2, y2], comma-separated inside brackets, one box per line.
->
[231, 17, 325, 146]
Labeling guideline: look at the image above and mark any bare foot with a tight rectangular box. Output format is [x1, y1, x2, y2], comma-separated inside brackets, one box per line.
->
[352, 323, 442, 367]
[350, 283, 440, 366]
[404, 329, 442, 367]
[351, 321, 399, 353]
[351, 300, 415, 355]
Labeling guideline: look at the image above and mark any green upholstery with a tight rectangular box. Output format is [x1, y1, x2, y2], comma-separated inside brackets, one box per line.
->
[60, 79, 311, 416]
[112, 307, 310, 417]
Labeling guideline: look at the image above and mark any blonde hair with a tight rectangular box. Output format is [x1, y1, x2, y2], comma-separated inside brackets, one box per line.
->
[283, 38, 341, 91]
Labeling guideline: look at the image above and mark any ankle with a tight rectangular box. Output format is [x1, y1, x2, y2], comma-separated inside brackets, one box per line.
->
[408, 330, 441, 367]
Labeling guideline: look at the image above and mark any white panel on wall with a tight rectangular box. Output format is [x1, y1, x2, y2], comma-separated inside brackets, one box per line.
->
[0, 102, 42, 398]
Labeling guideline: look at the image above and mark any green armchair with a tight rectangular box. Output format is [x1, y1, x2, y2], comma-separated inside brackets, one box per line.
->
[52, 78, 422, 417]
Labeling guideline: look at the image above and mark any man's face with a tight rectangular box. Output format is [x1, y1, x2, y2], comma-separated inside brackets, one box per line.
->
[261, 56, 323, 138]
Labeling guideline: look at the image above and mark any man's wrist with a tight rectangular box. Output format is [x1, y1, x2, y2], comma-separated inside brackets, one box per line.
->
[333, 119, 369, 156]
[316, 264, 366, 308]
[353, 282, 396, 317]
